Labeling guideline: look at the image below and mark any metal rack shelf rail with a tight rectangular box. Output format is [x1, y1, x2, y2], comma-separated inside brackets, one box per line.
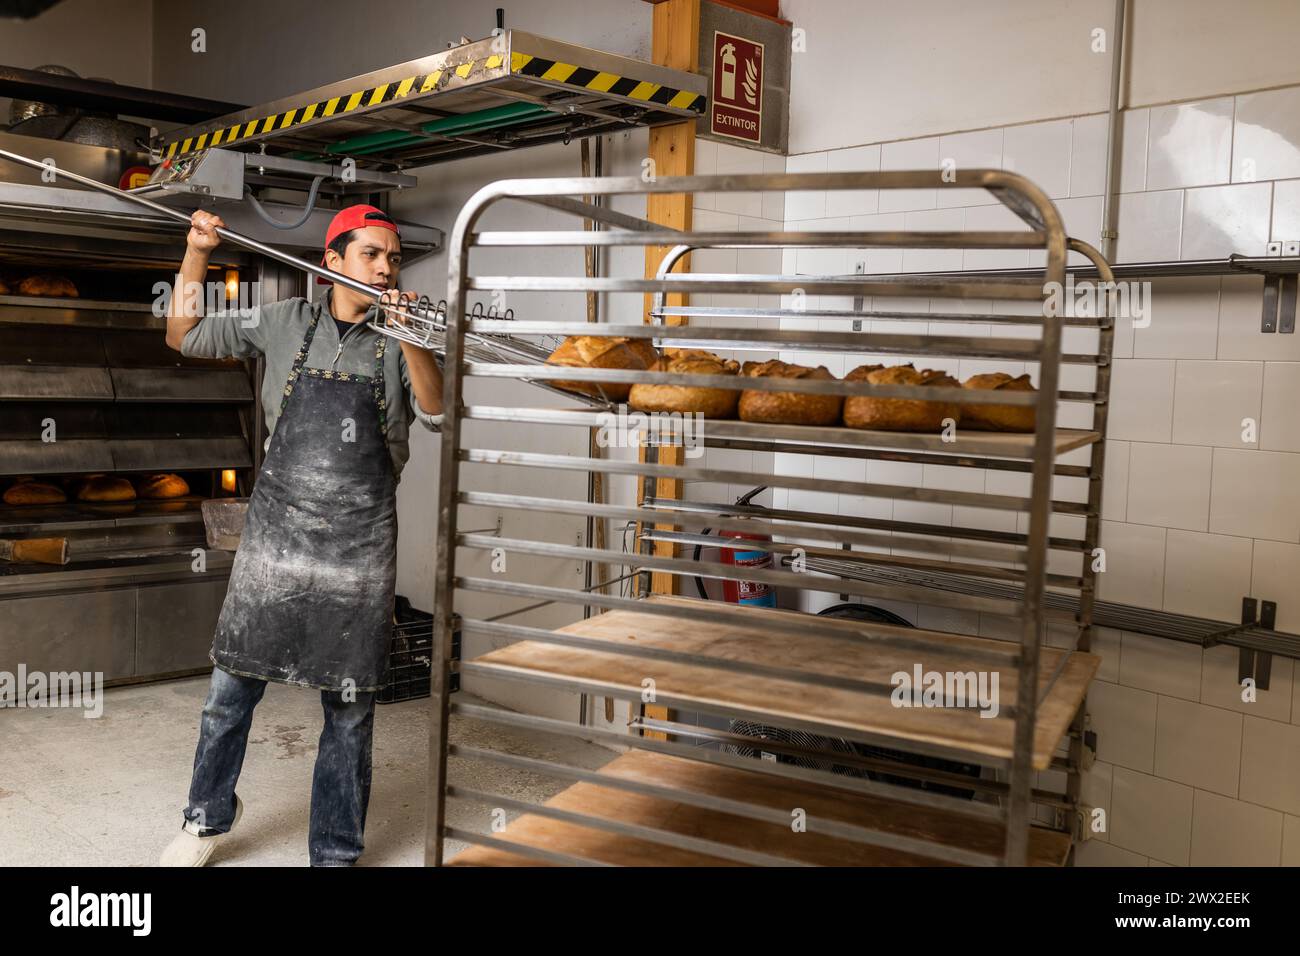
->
[426, 168, 1108, 867]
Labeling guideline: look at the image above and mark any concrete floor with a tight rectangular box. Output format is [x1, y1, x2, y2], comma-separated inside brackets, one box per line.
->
[0, 673, 619, 866]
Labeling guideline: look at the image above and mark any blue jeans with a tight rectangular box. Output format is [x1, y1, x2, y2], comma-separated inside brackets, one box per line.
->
[181, 665, 377, 866]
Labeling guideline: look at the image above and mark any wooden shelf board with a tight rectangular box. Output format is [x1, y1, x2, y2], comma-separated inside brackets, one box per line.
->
[470, 596, 1099, 770]
[448, 749, 1071, 867]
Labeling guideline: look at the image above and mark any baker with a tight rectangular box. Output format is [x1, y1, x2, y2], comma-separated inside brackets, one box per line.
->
[159, 204, 443, 867]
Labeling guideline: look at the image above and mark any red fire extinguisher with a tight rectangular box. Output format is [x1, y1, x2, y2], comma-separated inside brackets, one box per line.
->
[719, 528, 776, 607]
[697, 487, 777, 608]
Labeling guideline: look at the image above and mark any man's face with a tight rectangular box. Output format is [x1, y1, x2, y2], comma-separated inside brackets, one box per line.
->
[325, 224, 402, 312]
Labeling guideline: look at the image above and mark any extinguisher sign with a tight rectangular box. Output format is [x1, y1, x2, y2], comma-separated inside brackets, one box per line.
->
[711, 30, 763, 143]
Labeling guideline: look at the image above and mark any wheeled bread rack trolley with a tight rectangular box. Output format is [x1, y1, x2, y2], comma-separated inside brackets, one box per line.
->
[427, 168, 1115, 867]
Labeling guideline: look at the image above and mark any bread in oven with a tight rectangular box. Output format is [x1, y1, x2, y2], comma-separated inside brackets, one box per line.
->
[18, 274, 79, 298]
[3, 479, 66, 505]
[75, 475, 137, 502]
[134, 473, 190, 499]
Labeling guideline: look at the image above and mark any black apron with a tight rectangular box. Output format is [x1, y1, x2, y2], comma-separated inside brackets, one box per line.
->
[211, 308, 398, 692]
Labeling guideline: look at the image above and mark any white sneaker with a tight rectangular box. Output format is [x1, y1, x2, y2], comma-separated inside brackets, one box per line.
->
[158, 796, 244, 867]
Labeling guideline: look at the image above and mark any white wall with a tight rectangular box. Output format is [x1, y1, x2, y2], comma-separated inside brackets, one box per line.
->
[772, 0, 1300, 867]
[783, 0, 1300, 153]
[0, 0, 153, 126]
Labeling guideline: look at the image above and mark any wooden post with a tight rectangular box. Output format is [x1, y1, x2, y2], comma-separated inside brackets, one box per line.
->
[636, 0, 699, 740]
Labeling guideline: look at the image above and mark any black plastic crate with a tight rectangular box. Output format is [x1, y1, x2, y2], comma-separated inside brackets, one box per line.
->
[378, 596, 458, 704]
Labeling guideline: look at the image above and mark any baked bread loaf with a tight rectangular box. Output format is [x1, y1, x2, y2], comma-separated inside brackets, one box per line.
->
[843, 363, 961, 432]
[134, 473, 190, 499]
[75, 475, 136, 502]
[3, 479, 66, 505]
[18, 275, 79, 298]
[0, 278, 9, 295]
[738, 360, 843, 426]
[628, 349, 741, 418]
[545, 335, 659, 401]
[962, 372, 1037, 431]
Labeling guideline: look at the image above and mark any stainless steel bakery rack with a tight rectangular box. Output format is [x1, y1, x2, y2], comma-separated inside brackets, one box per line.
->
[426, 168, 1113, 867]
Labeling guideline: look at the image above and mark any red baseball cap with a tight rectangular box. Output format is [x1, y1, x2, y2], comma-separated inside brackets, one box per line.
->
[319, 204, 401, 268]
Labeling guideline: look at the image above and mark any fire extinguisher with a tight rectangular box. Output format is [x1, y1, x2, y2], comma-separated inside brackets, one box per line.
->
[694, 486, 777, 607]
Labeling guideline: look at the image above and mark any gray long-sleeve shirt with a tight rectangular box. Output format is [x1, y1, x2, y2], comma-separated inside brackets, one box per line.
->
[179, 286, 442, 484]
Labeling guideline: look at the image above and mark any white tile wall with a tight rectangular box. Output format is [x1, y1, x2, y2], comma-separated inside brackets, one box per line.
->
[1107, 359, 1176, 442]
[878, 135, 939, 212]
[1181, 182, 1273, 260]
[1260, 363, 1300, 452]
[1110, 766, 1194, 865]
[824, 143, 880, 217]
[1125, 443, 1212, 530]
[936, 127, 1003, 208]
[1088, 679, 1158, 772]
[1201, 644, 1294, 723]
[1146, 98, 1234, 191]
[1162, 529, 1254, 621]
[1001, 119, 1071, 199]
[1096, 520, 1167, 609]
[784, 150, 827, 221]
[1171, 360, 1263, 447]
[1116, 189, 1184, 262]
[1154, 696, 1242, 796]
[1285, 815, 1300, 866]
[1240, 716, 1300, 815]
[1233, 86, 1300, 182]
[1209, 448, 1300, 541]
[1101, 440, 1130, 521]
[1190, 790, 1284, 865]
[1218, 275, 1300, 361]
[1270, 177, 1300, 241]
[1250, 539, 1300, 634]
[1135, 277, 1221, 359]
[1119, 630, 1203, 701]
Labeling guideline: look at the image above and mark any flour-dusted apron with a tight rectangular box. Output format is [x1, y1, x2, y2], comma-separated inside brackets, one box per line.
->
[211, 310, 398, 692]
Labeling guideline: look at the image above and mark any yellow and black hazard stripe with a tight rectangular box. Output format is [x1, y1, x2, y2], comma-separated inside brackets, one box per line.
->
[161, 53, 511, 160]
[161, 48, 704, 160]
[509, 51, 705, 113]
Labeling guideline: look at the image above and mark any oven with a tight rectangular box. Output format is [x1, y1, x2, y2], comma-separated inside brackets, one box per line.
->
[0, 132, 301, 685]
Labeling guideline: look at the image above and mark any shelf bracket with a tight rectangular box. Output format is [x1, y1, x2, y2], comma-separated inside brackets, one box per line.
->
[1235, 597, 1275, 692]
[1260, 274, 1297, 333]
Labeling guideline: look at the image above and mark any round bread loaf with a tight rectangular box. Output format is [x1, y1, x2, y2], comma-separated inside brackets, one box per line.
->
[76, 475, 137, 502]
[962, 372, 1037, 431]
[18, 274, 79, 298]
[135, 473, 190, 499]
[738, 360, 843, 426]
[0, 278, 10, 295]
[628, 349, 741, 418]
[843, 363, 961, 432]
[545, 335, 659, 401]
[3, 480, 66, 505]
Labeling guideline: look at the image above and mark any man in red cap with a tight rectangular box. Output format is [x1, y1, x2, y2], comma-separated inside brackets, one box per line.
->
[160, 203, 442, 867]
